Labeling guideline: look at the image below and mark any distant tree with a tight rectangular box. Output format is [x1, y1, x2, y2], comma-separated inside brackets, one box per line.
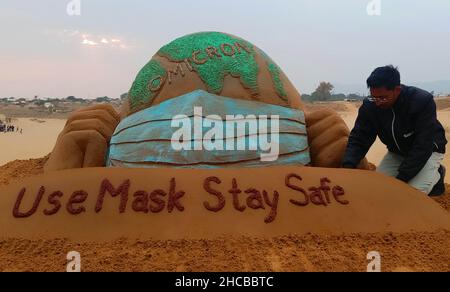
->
[301, 94, 313, 102]
[95, 96, 110, 103]
[430, 91, 435, 97]
[347, 93, 364, 100]
[330, 93, 346, 101]
[66, 96, 77, 101]
[311, 82, 334, 101]
[120, 93, 128, 100]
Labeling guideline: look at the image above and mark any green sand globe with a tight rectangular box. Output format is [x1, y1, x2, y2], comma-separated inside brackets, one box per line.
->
[125, 32, 303, 115]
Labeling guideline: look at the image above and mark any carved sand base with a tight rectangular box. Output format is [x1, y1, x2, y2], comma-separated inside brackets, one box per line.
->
[1, 167, 449, 241]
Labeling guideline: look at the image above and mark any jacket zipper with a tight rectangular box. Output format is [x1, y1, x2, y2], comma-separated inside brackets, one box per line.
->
[434, 142, 439, 151]
[391, 108, 403, 153]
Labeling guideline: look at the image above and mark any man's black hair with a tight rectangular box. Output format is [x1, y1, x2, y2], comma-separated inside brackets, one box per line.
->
[366, 65, 401, 90]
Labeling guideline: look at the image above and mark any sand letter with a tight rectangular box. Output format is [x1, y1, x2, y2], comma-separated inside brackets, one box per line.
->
[168, 63, 185, 84]
[309, 187, 327, 206]
[245, 188, 265, 210]
[96, 179, 130, 213]
[13, 187, 45, 218]
[286, 173, 309, 206]
[66, 190, 88, 215]
[263, 190, 279, 224]
[43, 191, 63, 216]
[203, 176, 226, 212]
[235, 42, 252, 54]
[167, 178, 185, 213]
[149, 189, 166, 213]
[132, 190, 149, 213]
[192, 50, 208, 65]
[220, 43, 236, 56]
[332, 186, 349, 205]
[319, 177, 332, 204]
[205, 46, 222, 59]
[229, 178, 246, 212]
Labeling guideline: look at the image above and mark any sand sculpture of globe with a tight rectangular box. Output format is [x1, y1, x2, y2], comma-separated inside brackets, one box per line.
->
[44, 31, 368, 171]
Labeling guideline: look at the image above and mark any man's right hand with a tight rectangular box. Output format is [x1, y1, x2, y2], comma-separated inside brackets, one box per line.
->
[44, 104, 121, 172]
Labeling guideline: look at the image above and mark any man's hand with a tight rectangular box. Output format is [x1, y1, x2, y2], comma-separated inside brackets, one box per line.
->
[44, 104, 121, 172]
[305, 108, 370, 169]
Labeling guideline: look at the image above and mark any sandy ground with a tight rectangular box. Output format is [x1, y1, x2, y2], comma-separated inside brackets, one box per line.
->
[0, 118, 65, 166]
[0, 231, 448, 272]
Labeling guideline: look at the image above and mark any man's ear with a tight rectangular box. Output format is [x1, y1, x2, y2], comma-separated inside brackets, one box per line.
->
[394, 85, 402, 96]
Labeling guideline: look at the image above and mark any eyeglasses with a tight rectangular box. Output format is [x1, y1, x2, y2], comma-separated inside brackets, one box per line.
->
[367, 95, 390, 103]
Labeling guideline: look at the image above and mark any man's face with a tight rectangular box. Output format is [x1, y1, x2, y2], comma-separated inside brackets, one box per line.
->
[369, 86, 401, 109]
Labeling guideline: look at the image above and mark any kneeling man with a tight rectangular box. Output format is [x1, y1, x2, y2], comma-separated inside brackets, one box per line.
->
[343, 65, 447, 196]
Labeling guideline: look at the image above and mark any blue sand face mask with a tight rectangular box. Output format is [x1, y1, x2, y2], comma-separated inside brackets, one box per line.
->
[107, 90, 310, 168]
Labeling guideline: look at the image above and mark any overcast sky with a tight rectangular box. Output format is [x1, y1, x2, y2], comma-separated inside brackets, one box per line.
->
[1, 0, 449, 98]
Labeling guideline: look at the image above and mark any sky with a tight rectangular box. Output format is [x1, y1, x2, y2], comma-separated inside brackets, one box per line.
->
[1, 0, 450, 99]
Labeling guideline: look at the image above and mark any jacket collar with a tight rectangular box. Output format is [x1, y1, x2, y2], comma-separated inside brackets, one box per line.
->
[393, 84, 407, 110]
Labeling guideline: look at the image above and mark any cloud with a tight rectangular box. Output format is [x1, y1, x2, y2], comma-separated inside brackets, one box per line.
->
[44, 29, 131, 49]
[81, 34, 128, 49]
[82, 38, 97, 46]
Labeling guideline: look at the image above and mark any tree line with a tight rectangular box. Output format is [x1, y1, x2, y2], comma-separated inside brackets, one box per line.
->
[302, 82, 367, 102]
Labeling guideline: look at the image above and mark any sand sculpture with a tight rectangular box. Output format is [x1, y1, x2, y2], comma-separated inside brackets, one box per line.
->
[44, 32, 367, 171]
[1, 32, 449, 242]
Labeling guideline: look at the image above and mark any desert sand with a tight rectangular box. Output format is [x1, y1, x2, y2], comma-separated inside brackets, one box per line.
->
[0, 118, 65, 166]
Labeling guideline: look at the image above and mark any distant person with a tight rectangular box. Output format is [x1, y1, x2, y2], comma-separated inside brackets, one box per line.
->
[342, 65, 447, 196]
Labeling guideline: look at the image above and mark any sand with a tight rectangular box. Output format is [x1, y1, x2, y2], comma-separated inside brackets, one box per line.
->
[0, 118, 66, 166]
[0, 156, 449, 272]
[0, 231, 449, 272]
[2, 166, 449, 241]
